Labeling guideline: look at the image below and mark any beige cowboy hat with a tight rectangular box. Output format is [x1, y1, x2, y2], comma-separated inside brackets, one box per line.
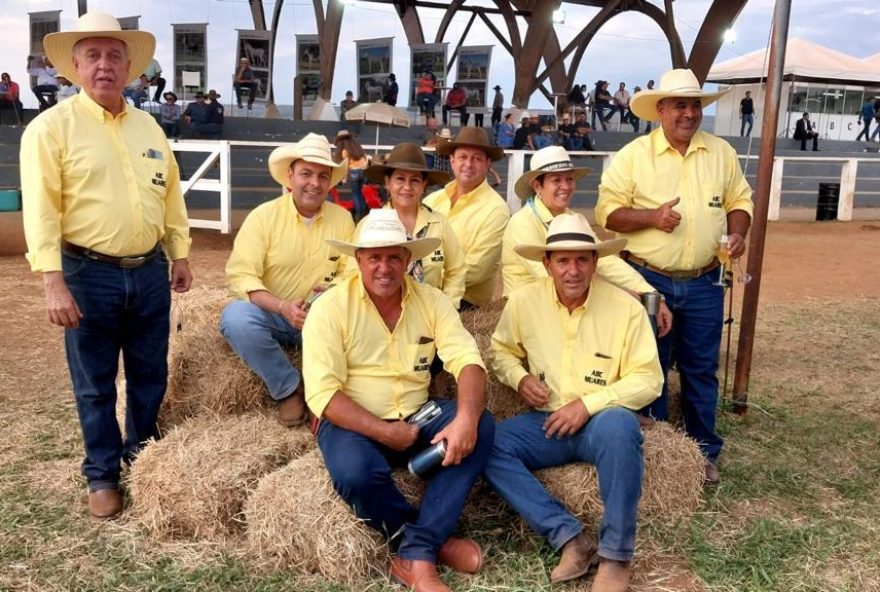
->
[436, 126, 505, 161]
[364, 142, 450, 187]
[514, 145, 591, 201]
[515, 213, 626, 261]
[44, 12, 156, 87]
[326, 209, 440, 260]
[268, 133, 348, 189]
[437, 128, 453, 140]
[629, 68, 729, 122]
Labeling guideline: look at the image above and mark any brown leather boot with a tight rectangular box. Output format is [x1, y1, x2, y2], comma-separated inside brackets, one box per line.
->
[389, 558, 450, 592]
[592, 559, 631, 592]
[704, 460, 720, 485]
[278, 390, 306, 427]
[549, 532, 598, 583]
[88, 488, 123, 520]
[437, 537, 483, 574]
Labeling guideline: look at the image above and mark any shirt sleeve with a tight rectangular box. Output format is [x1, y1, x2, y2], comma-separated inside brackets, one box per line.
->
[463, 198, 508, 287]
[723, 147, 754, 217]
[488, 298, 530, 391]
[161, 141, 191, 260]
[225, 209, 271, 299]
[439, 221, 466, 309]
[595, 149, 636, 228]
[433, 290, 485, 379]
[302, 295, 348, 418]
[505, 218, 548, 283]
[580, 306, 662, 415]
[595, 255, 654, 293]
[20, 120, 64, 272]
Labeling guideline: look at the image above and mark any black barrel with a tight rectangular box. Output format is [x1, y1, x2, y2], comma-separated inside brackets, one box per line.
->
[815, 183, 839, 221]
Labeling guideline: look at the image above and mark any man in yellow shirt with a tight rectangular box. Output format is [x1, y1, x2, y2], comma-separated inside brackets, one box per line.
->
[596, 69, 753, 484]
[303, 209, 494, 592]
[221, 133, 353, 428]
[20, 13, 192, 520]
[423, 126, 509, 308]
[486, 214, 661, 592]
[502, 145, 672, 336]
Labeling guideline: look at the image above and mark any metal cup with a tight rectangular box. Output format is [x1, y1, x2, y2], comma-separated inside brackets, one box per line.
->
[641, 291, 661, 316]
[408, 440, 447, 480]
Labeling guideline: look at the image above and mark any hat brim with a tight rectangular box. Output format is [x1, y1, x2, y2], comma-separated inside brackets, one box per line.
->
[629, 87, 729, 122]
[514, 237, 627, 262]
[436, 140, 505, 162]
[44, 29, 156, 87]
[364, 162, 449, 187]
[514, 167, 590, 201]
[268, 145, 348, 190]
[326, 236, 441, 261]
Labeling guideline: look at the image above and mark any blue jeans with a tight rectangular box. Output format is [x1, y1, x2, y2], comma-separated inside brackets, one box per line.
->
[62, 248, 171, 490]
[219, 300, 302, 400]
[629, 264, 724, 462]
[348, 169, 367, 221]
[533, 134, 551, 149]
[564, 136, 584, 151]
[741, 114, 754, 137]
[856, 119, 872, 141]
[592, 104, 610, 129]
[317, 399, 494, 563]
[483, 408, 643, 561]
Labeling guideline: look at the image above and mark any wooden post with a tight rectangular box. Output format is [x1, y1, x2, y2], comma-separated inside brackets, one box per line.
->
[767, 157, 784, 221]
[838, 159, 857, 221]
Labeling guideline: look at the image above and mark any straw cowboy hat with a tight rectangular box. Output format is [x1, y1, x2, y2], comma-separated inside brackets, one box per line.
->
[436, 126, 505, 161]
[43, 12, 156, 86]
[268, 133, 349, 189]
[327, 209, 440, 260]
[514, 145, 591, 201]
[364, 142, 450, 187]
[515, 213, 627, 261]
[437, 128, 453, 140]
[629, 68, 729, 122]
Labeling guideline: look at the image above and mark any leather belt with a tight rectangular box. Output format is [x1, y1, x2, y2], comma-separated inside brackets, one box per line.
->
[621, 251, 719, 280]
[62, 240, 161, 269]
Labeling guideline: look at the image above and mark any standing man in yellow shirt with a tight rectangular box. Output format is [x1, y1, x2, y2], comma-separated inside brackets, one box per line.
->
[486, 214, 661, 591]
[596, 69, 753, 484]
[303, 209, 494, 592]
[221, 134, 353, 428]
[20, 13, 192, 520]
[423, 127, 509, 308]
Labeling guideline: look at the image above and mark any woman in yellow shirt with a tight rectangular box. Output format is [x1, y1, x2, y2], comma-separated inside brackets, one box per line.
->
[334, 130, 369, 222]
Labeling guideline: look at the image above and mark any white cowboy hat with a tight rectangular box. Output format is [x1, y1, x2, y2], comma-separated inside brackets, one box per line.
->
[629, 68, 729, 122]
[43, 12, 156, 87]
[515, 213, 626, 262]
[327, 209, 440, 260]
[514, 145, 591, 201]
[268, 133, 348, 189]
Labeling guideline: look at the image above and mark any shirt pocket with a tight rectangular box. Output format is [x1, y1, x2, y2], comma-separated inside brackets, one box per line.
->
[409, 341, 436, 375]
[141, 152, 170, 200]
[582, 354, 614, 389]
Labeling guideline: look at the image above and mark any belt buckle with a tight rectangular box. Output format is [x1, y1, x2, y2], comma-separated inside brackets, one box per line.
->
[669, 269, 698, 281]
[119, 256, 147, 268]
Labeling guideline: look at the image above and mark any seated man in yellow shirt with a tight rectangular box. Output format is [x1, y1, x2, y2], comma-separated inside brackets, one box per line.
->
[423, 127, 509, 309]
[303, 209, 494, 592]
[485, 213, 662, 592]
[220, 134, 354, 427]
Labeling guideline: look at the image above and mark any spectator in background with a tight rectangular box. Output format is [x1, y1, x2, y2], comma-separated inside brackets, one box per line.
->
[856, 97, 874, 142]
[872, 98, 880, 142]
[496, 113, 516, 148]
[383, 73, 399, 106]
[644, 80, 655, 133]
[160, 91, 181, 139]
[335, 130, 370, 222]
[491, 85, 504, 129]
[512, 114, 531, 149]
[558, 113, 575, 148]
[234, 57, 259, 110]
[574, 115, 594, 151]
[207, 89, 225, 124]
[416, 69, 437, 118]
[613, 82, 630, 127]
[628, 86, 641, 133]
[592, 80, 612, 131]
[123, 74, 149, 109]
[794, 111, 819, 151]
[568, 84, 586, 113]
[528, 113, 551, 149]
[27, 54, 59, 111]
[740, 91, 755, 137]
[56, 76, 79, 101]
[0, 72, 25, 122]
[443, 82, 469, 126]
[143, 58, 165, 103]
[433, 128, 454, 175]
[184, 91, 222, 139]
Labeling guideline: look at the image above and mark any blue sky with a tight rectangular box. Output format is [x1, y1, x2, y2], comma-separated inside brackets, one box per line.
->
[2, 0, 877, 110]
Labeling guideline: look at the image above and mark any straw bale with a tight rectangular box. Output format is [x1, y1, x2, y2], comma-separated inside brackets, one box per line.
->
[128, 414, 315, 540]
[163, 287, 299, 425]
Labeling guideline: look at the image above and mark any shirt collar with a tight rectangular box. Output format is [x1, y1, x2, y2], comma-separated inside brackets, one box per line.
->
[77, 90, 129, 123]
[288, 194, 325, 222]
[546, 276, 589, 314]
[445, 178, 491, 206]
[356, 272, 413, 305]
[652, 128, 708, 157]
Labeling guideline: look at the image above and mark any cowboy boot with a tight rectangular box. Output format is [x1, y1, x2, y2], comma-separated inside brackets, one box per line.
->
[437, 537, 483, 574]
[592, 559, 632, 592]
[389, 558, 450, 592]
[549, 532, 598, 583]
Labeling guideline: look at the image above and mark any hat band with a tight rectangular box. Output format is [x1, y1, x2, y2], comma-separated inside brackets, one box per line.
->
[661, 85, 703, 94]
[547, 232, 595, 245]
[384, 160, 428, 170]
[537, 161, 576, 173]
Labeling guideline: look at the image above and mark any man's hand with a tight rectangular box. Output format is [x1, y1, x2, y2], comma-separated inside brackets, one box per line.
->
[657, 300, 673, 338]
[432, 414, 479, 467]
[380, 421, 419, 451]
[170, 259, 193, 293]
[543, 400, 590, 439]
[652, 197, 682, 232]
[517, 374, 550, 408]
[42, 271, 83, 328]
[726, 232, 747, 260]
[279, 298, 309, 330]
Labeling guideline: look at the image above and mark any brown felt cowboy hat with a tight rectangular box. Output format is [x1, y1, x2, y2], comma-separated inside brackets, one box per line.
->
[629, 68, 729, 122]
[514, 146, 591, 201]
[364, 142, 450, 187]
[44, 12, 155, 87]
[435, 126, 505, 161]
[515, 213, 626, 261]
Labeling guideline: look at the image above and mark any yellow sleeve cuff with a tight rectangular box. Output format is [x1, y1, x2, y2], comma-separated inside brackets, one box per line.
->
[164, 236, 191, 261]
[306, 388, 336, 419]
[26, 249, 62, 273]
[581, 390, 613, 417]
[231, 278, 269, 300]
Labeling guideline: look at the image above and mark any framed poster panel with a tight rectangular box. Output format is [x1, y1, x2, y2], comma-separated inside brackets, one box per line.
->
[409, 42, 447, 107]
[172, 23, 208, 96]
[28, 11, 61, 56]
[355, 37, 393, 103]
[236, 30, 272, 102]
[455, 46, 493, 108]
[118, 16, 141, 31]
[296, 34, 320, 109]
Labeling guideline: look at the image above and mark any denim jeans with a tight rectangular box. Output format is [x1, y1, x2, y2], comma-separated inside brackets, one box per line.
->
[741, 113, 754, 137]
[317, 399, 494, 563]
[629, 264, 724, 462]
[564, 137, 584, 151]
[592, 104, 610, 129]
[483, 408, 643, 561]
[219, 300, 302, 400]
[62, 248, 171, 490]
[348, 169, 367, 222]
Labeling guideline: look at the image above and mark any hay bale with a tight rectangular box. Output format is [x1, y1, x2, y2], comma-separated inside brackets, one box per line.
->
[163, 287, 300, 425]
[538, 421, 704, 528]
[128, 414, 315, 540]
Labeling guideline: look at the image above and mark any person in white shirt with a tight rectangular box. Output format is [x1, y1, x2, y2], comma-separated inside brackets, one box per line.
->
[56, 77, 79, 101]
[26, 54, 59, 111]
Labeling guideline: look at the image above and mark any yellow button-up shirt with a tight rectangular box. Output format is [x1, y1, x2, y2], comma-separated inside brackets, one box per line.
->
[490, 276, 662, 416]
[424, 179, 509, 306]
[342, 203, 466, 308]
[595, 129, 753, 271]
[21, 92, 190, 272]
[303, 273, 485, 419]
[225, 197, 354, 301]
[501, 197, 654, 297]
